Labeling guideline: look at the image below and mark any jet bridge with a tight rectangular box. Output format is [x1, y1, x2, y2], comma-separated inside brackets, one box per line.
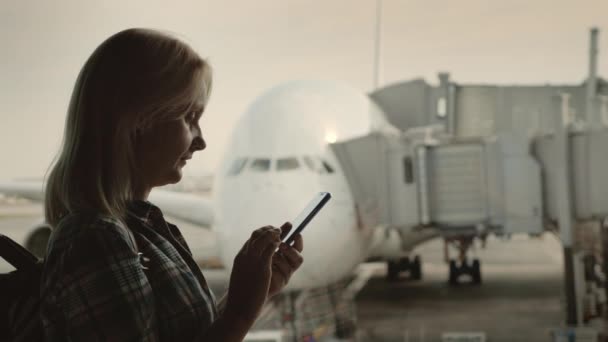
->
[534, 129, 608, 221]
[355, 27, 608, 325]
[330, 131, 544, 237]
[331, 130, 544, 283]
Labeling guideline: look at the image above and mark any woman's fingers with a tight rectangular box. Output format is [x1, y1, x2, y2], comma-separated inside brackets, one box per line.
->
[261, 235, 281, 261]
[279, 222, 292, 240]
[272, 257, 291, 282]
[292, 234, 304, 253]
[279, 244, 304, 269]
[250, 226, 276, 245]
[250, 227, 281, 253]
[239, 238, 251, 256]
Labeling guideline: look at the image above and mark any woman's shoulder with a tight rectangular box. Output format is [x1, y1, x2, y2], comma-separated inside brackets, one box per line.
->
[47, 212, 135, 257]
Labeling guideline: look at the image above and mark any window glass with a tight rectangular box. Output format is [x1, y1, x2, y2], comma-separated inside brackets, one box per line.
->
[277, 157, 300, 171]
[227, 158, 248, 176]
[250, 158, 271, 172]
[403, 156, 414, 183]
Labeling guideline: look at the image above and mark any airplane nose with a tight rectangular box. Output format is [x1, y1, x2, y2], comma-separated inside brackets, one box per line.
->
[237, 189, 299, 234]
[216, 176, 353, 289]
[218, 187, 318, 257]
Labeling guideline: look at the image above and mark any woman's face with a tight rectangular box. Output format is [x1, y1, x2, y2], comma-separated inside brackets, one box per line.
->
[134, 100, 206, 191]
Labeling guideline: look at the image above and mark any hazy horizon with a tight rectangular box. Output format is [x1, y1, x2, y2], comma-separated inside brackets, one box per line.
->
[1, 0, 606, 180]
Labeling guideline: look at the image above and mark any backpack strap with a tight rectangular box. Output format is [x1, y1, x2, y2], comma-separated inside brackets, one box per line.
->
[0, 234, 44, 342]
[0, 234, 39, 271]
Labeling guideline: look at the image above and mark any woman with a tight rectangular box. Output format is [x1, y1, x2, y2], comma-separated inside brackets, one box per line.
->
[40, 28, 304, 341]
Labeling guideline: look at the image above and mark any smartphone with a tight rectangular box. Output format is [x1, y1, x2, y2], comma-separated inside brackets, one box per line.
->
[282, 192, 332, 246]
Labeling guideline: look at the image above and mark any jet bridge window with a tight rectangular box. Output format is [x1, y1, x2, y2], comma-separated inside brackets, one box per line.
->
[277, 157, 300, 171]
[250, 158, 271, 172]
[227, 157, 248, 176]
[403, 156, 414, 183]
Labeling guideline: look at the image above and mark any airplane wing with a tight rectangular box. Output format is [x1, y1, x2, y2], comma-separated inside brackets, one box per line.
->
[0, 180, 215, 228]
[0, 180, 222, 272]
[148, 189, 214, 229]
[0, 180, 45, 202]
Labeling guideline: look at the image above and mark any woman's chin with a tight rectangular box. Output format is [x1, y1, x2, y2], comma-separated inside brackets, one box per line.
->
[161, 168, 183, 186]
[171, 169, 184, 183]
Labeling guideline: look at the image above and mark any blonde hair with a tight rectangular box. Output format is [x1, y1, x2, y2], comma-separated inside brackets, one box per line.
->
[45, 28, 212, 227]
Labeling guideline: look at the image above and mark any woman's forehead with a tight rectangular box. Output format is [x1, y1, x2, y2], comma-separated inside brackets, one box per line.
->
[191, 86, 208, 108]
[191, 99, 205, 111]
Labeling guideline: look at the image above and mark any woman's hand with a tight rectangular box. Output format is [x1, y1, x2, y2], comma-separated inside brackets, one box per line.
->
[268, 222, 304, 298]
[224, 226, 282, 328]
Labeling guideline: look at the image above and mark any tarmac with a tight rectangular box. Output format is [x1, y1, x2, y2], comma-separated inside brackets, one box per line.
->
[355, 234, 564, 341]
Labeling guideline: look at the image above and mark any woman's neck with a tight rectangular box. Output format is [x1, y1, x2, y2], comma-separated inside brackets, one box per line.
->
[132, 182, 151, 201]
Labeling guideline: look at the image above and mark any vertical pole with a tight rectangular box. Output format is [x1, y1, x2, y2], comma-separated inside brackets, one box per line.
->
[586, 27, 599, 125]
[372, 0, 383, 90]
[290, 292, 298, 342]
[553, 93, 578, 325]
[439, 72, 455, 135]
[602, 218, 608, 321]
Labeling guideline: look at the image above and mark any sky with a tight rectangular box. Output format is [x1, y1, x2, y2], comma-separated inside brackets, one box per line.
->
[0, 0, 606, 180]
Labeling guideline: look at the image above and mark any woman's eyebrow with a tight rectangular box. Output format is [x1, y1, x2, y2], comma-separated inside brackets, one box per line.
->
[191, 102, 205, 113]
[192, 104, 205, 120]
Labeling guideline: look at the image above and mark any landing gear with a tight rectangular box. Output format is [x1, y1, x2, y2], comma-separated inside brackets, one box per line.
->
[386, 255, 423, 281]
[334, 316, 357, 339]
[445, 236, 482, 285]
[448, 258, 482, 285]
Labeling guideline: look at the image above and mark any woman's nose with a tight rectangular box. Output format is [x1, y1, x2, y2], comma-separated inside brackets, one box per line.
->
[192, 136, 206, 151]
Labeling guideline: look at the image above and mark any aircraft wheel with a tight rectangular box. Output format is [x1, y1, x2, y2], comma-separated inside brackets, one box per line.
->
[334, 316, 357, 339]
[448, 259, 458, 285]
[399, 257, 410, 270]
[387, 260, 400, 281]
[472, 259, 482, 284]
[411, 255, 422, 280]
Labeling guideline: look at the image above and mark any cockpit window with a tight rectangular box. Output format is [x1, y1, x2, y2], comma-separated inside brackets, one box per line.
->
[321, 159, 335, 174]
[302, 156, 316, 171]
[277, 157, 300, 171]
[227, 157, 248, 176]
[302, 155, 335, 174]
[250, 158, 271, 172]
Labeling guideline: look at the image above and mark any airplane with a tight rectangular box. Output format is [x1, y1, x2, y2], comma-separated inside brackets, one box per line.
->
[0, 79, 429, 292]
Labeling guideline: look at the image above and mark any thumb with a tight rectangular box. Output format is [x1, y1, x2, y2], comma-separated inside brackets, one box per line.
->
[279, 222, 292, 240]
[262, 239, 280, 262]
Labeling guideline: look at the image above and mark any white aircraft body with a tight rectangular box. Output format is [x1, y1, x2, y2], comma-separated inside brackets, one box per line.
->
[0, 80, 416, 291]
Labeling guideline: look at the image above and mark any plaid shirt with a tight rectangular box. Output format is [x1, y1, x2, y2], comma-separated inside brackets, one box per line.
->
[40, 200, 218, 341]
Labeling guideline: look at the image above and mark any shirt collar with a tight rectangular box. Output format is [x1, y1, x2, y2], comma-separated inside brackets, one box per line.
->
[127, 199, 164, 227]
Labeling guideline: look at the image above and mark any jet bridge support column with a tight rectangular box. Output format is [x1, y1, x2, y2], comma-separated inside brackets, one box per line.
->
[553, 93, 580, 326]
[603, 219, 608, 323]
